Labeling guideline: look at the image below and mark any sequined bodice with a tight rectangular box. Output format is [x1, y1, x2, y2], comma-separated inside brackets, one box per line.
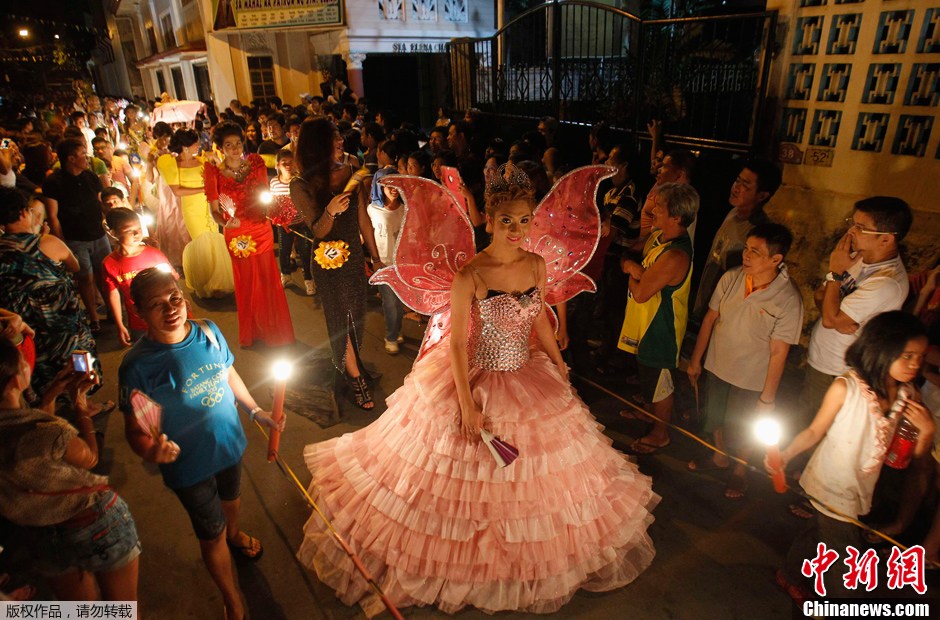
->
[468, 288, 542, 372]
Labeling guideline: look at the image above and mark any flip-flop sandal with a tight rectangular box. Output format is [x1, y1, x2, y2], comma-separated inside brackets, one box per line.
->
[630, 436, 671, 455]
[227, 532, 264, 561]
[724, 475, 748, 500]
[788, 501, 814, 520]
[687, 456, 730, 472]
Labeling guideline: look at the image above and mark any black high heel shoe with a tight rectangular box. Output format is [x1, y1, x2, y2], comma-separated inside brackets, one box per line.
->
[346, 373, 374, 410]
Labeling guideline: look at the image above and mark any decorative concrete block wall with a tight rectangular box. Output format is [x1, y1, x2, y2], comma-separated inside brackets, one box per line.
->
[766, 0, 939, 328]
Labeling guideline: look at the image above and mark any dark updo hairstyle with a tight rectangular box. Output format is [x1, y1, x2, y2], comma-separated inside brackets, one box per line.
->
[169, 128, 199, 154]
[845, 311, 927, 400]
[483, 164, 536, 221]
[211, 121, 245, 150]
[151, 122, 172, 140]
[0, 187, 30, 226]
[129, 267, 180, 310]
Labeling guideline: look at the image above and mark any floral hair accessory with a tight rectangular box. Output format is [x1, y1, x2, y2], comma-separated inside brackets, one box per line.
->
[228, 234, 257, 258]
[315, 240, 351, 269]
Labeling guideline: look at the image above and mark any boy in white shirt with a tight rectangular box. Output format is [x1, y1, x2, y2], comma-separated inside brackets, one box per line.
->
[367, 172, 405, 354]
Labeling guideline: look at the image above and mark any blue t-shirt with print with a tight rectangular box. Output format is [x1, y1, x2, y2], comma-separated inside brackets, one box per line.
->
[118, 320, 247, 489]
[370, 165, 397, 205]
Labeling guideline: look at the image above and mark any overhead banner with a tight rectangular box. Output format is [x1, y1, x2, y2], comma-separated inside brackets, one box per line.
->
[213, 0, 344, 30]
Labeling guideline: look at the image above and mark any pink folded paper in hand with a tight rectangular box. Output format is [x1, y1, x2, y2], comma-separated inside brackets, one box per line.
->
[130, 389, 163, 439]
[480, 429, 519, 467]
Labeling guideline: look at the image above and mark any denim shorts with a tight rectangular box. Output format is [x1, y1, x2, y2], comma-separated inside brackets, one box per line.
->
[65, 235, 111, 276]
[171, 461, 242, 541]
[32, 490, 141, 577]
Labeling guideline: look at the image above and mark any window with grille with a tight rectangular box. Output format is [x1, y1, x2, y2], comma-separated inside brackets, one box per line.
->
[248, 56, 276, 101]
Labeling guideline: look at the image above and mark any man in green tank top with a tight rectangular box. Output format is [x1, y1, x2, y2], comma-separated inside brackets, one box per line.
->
[618, 183, 698, 454]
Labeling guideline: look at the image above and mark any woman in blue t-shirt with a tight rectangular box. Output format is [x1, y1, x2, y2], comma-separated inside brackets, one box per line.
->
[118, 268, 283, 620]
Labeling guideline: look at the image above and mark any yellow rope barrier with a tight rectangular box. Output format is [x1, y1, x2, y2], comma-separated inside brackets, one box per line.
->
[245, 412, 404, 620]
[573, 372, 940, 564]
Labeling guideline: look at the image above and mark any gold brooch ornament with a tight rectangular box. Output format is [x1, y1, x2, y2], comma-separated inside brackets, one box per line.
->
[228, 235, 257, 258]
[314, 240, 350, 269]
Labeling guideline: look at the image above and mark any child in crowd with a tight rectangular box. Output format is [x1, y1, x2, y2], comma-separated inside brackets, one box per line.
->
[103, 208, 178, 346]
[370, 140, 399, 207]
[771, 311, 934, 600]
[270, 148, 315, 295]
[367, 172, 405, 354]
[101, 187, 131, 213]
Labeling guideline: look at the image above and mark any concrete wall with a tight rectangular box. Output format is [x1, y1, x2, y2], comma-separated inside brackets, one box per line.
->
[764, 0, 940, 309]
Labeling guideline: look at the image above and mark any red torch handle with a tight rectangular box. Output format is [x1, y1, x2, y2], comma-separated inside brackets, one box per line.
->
[267, 382, 286, 463]
[767, 446, 788, 494]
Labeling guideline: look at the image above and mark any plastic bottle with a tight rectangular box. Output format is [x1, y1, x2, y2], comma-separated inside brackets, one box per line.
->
[884, 385, 917, 470]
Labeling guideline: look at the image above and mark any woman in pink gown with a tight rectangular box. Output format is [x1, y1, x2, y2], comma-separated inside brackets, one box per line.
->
[298, 175, 658, 615]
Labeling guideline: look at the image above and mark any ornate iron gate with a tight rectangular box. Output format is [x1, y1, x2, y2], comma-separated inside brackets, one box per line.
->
[451, 1, 776, 153]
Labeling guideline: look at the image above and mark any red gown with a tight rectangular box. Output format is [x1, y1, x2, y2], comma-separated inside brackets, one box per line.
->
[204, 154, 294, 347]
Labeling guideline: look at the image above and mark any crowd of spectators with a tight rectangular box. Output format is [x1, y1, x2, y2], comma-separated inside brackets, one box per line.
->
[0, 83, 938, 608]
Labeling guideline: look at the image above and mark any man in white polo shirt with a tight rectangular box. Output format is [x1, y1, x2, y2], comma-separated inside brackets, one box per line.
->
[686, 223, 804, 499]
[801, 196, 912, 425]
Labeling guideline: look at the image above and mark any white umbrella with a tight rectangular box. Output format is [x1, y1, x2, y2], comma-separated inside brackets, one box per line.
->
[150, 100, 205, 126]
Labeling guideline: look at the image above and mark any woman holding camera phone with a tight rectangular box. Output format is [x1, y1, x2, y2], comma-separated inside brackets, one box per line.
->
[0, 338, 141, 602]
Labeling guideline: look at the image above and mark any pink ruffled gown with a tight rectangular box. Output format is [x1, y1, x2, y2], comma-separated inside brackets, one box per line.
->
[298, 287, 658, 616]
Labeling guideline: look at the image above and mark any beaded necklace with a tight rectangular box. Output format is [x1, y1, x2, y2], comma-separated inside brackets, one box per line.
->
[221, 158, 250, 183]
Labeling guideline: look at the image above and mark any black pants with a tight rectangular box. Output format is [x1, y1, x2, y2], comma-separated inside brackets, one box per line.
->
[278, 223, 313, 280]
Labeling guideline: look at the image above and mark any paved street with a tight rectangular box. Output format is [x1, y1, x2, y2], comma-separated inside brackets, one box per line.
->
[72, 279, 937, 619]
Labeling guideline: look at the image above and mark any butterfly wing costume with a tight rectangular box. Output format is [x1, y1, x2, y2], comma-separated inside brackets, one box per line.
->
[298, 166, 658, 616]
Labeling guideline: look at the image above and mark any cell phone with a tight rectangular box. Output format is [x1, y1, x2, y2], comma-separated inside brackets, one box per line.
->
[72, 350, 92, 373]
[0, 138, 10, 149]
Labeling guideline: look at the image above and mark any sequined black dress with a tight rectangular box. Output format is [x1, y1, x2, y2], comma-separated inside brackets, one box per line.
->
[289, 162, 367, 369]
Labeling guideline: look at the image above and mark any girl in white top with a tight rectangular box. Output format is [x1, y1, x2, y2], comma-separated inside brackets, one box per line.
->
[771, 310, 934, 600]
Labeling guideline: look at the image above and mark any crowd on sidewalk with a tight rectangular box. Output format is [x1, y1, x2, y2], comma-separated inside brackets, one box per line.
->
[0, 84, 938, 613]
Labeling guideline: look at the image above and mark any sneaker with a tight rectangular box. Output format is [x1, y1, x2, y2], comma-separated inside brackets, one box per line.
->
[397, 335, 405, 344]
[304, 280, 316, 296]
[384, 339, 400, 355]
[280, 274, 291, 287]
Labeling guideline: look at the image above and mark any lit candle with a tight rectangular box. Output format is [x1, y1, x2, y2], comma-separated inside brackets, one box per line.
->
[755, 418, 788, 493]
[139, 212, 154, 237]
[267, 359, 293, 462]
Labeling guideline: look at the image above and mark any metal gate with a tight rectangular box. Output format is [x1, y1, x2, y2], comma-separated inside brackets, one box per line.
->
[450, 1, 776, 153]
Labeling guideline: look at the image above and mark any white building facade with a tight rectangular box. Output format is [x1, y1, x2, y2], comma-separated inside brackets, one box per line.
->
[100, 0, 495, 125]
